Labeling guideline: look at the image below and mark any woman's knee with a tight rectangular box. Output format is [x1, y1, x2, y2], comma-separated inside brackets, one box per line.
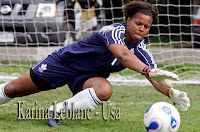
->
[97, 83, 113, 101]
[83, 77, 113, 101]
[4, 82, 17, 98]
[4, 70, 40, 98]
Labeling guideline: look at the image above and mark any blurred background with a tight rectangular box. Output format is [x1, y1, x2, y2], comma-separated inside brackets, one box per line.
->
[0, 0, 200, 47]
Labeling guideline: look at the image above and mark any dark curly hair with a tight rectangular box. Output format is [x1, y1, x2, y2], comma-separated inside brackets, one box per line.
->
[124, 1, 158, 23]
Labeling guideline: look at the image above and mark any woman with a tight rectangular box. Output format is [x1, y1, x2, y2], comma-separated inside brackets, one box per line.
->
[0, 1, 189, 127]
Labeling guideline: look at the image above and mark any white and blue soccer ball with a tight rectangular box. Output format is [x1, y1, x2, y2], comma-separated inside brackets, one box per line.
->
[144, 102, 180, 132]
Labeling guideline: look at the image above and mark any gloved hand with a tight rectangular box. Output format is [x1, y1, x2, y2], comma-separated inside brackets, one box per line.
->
[141, 66, 190, 111]
[168, 87, 190, 111]
[141, 66, 179, 88]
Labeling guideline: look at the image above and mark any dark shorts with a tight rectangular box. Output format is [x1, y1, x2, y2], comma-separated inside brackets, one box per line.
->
[30, 54, 103, 94]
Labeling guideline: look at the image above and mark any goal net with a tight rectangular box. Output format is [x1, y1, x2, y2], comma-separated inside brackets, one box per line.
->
[0, 0, 199, 85]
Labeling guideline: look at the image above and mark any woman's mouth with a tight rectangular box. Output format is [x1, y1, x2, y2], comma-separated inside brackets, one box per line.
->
[135, 33, 142, 36]
[135, 33, 142, 38]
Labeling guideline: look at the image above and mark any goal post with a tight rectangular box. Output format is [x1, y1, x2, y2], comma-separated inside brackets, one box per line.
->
[0, 0, 200, 85]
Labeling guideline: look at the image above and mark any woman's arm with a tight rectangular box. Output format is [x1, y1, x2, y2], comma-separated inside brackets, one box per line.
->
[108, 43, 179, 89]
[108, 44, 147, 72]
[146, 76, 169, 97]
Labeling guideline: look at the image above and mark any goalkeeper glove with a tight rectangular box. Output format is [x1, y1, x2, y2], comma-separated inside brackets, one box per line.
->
[141, 66, 190, 111]
[167, 87, 190, 111]
[140, 66, 179, 88]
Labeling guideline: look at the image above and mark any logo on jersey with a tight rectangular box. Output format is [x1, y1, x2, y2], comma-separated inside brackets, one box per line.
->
[130, 48, 134, 54]
[38, 64, 47, 73]
[138, 40, 146, 50]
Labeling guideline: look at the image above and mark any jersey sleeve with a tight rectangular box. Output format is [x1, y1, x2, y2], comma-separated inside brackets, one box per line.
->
[136, 39, 157, 69]
[98, 24, 126, 46]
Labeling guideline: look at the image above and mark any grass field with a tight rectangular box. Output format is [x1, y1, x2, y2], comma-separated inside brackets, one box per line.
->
[0, 84, 199, 132]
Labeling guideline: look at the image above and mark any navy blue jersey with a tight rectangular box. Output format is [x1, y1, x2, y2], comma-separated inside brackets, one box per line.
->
[32, 23, 157, 92]
[52, 22, 156, 77]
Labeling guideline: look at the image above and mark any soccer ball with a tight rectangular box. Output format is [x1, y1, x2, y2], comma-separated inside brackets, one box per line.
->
[144, 102, 180, 132]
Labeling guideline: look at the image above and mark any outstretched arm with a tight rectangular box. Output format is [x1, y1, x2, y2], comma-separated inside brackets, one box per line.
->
[108, 44, 178, 84]
[108, 44, 147, 72]
[108, 43, 190, 111]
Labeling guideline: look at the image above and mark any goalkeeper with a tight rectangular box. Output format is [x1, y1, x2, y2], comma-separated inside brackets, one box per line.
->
[0, 1, 189, 127]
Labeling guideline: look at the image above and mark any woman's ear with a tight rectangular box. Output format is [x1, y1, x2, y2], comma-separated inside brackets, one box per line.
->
[127, 17, 131, 26]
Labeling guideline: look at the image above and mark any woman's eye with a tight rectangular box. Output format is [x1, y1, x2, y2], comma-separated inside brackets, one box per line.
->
[136, 22, 141, 25]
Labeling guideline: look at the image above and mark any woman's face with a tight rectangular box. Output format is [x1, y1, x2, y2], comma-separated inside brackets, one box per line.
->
[126, 13, 153, 44]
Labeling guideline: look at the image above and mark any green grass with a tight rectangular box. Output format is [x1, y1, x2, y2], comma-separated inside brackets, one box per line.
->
[0, 61, 36, 74]
[0, 84, 199, 132]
